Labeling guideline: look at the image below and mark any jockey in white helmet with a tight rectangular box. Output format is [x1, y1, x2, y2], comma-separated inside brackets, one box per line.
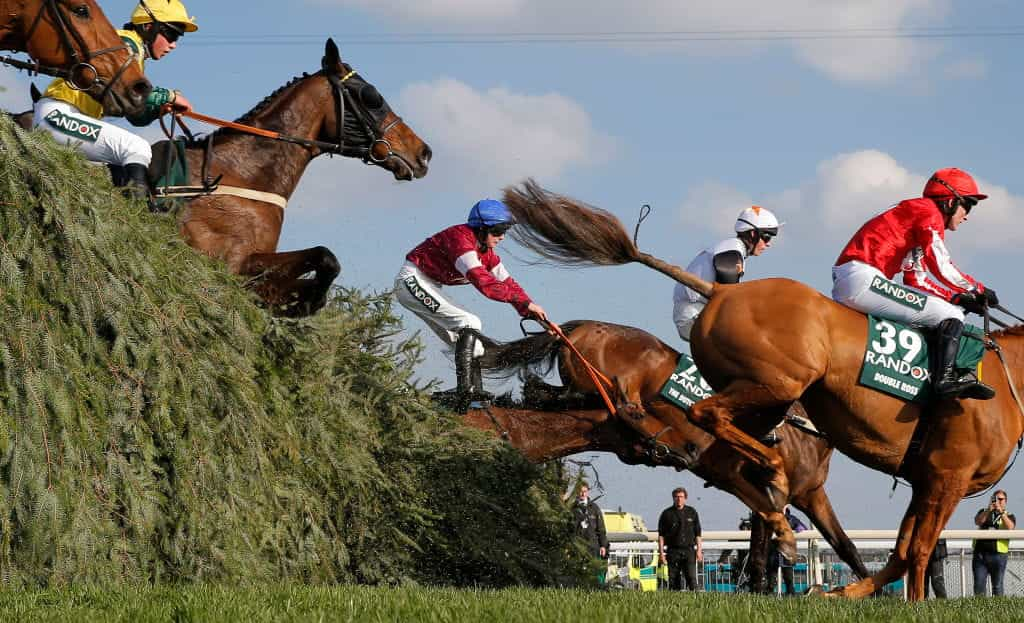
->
[673, 206, 781, 341]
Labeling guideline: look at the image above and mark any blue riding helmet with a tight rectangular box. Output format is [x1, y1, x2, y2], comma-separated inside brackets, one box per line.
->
[467, 199, 514, 229]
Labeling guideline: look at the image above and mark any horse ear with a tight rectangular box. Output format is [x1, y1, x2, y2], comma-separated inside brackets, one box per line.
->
[323, 38, 341, 69]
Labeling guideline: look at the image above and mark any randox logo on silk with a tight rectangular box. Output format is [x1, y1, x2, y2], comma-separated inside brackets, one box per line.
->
[403, 275, 440, 313]
[869, 276, 927, 310]
[44, 110, 102, 142]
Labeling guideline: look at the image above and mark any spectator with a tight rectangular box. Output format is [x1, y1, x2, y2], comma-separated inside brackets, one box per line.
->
[658, 487, 703, 591]
[767, 505, 807, 595]
[571, 483, 608, 559]
[973, 489, 1016, 596]
[925, 539, 948, 599]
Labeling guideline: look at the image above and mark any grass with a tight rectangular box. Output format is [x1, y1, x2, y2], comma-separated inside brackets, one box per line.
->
[0, 585, 1019, 623]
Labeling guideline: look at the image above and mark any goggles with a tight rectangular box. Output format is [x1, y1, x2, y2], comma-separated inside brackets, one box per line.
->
[487, 223, 512, 236]
[960, 196, 978, 214]
[159, 24, 182, 43]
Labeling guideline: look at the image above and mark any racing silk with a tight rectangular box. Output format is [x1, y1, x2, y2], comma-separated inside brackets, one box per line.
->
[835, 198, 983, 302]
[405, 224, 532, 316]
[42, 30, 176, 125]
[673, 237, 748, 306]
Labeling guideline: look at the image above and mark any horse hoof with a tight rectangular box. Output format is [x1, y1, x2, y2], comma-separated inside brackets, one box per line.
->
[805, 584, 826, 597]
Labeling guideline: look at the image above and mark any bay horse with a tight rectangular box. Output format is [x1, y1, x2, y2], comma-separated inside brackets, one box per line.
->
[153, 39, 431, 316]
[500, 179, 1024, 601]
[477, 320, 869, 592]
[1, 0, 151, 117]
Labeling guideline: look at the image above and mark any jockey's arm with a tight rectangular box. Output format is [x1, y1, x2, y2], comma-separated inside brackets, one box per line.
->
[712, 250, 744, 284]
[917, 226, 984, 298]
[126, 87, 184, 127]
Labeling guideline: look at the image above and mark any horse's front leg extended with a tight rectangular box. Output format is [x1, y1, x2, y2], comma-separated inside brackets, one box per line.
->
[242, 246, 341, 317]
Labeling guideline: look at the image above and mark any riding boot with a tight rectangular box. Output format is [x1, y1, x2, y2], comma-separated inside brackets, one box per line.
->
[471, 358, 494, 403]
[931, 318, 995, 400]
[122, 163, 162, 213]
[453, 328, 478, 413]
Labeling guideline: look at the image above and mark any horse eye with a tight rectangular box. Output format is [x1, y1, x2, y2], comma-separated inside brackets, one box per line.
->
[359, 85, 384, 109]
[71, 4, 90, 18]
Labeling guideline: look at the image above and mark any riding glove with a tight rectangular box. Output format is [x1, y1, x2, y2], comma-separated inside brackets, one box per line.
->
[951, 292, 986, 315]
[982, 287, 999, 307]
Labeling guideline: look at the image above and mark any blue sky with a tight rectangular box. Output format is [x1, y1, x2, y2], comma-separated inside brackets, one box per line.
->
[3, 1, 1022, 532]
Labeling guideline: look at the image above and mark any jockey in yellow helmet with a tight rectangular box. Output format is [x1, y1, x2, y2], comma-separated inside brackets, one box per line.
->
[33, 0, 198, 211]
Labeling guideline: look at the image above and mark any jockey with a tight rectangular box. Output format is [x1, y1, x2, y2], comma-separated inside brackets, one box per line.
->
[673, 206, 781, 341]
[395, 199, 556, 409]
[32, 0, 197, 210]
[832, 167, 997, 400]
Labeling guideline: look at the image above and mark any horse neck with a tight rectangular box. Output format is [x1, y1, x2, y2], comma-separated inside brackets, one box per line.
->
[201, 77, 331, 197]
[996, 329, 1024, 434]
[463, 406, 607, 462]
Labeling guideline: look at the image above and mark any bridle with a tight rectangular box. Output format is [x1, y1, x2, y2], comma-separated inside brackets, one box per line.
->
[19, 0, 138, 101]
[323, 64, 415, 173]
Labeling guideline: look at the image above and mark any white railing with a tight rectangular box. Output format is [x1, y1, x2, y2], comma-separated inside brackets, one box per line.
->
[607, 530, 1024, 598]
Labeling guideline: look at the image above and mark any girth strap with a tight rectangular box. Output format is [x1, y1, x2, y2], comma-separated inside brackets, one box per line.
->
[155, 185, 288, 210]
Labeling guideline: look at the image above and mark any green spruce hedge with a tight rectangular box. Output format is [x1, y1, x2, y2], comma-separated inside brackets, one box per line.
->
[0, 114, 590, 588]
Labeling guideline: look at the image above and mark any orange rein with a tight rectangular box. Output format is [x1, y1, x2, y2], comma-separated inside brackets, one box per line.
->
[159, 105, 284, 141]
[543, 321, 618, 416]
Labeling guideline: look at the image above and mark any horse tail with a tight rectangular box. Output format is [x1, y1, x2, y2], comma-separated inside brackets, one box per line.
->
[502, 179, 714, 298]
[477, 320, 585, 378]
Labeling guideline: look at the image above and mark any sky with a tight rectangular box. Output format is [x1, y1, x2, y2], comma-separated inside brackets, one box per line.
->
[2, 1, 1022, 534]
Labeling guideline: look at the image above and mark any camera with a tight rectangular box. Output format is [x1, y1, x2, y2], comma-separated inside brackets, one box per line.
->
[990, 510, 1004, 525]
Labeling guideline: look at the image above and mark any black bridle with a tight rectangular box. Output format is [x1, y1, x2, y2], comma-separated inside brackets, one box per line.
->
[11, 0, 138, 102]
[323, 63, 414, 173]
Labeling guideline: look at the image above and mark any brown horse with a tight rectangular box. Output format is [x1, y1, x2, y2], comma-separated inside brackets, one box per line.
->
[1, 0, 150, 117]
[479, 320, 869, 592]
[500, 179, 1024, 601]
[153, 39, 431, 316]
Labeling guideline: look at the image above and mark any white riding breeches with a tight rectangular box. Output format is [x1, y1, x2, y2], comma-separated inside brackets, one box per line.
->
[672, 300, 704, 343]
[831, 260, 963, 328]
[33, 98, 152, 167]
[394, 263, 485, 357]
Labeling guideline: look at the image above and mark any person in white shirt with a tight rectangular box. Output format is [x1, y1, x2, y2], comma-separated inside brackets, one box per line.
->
[673, 206, 782, 341]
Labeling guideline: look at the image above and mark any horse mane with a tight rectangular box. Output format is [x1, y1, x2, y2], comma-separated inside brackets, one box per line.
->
[993, 324, 1024, 338]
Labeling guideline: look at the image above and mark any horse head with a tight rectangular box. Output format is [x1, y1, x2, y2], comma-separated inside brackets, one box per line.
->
[13, 0, 151, 117]
[610, 377, 709, 471]
[319, 38, 430, 180]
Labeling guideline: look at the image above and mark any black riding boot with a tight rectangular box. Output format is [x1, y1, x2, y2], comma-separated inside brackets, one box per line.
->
[122, 163, 161, 213]
[931, 318, 995, 400]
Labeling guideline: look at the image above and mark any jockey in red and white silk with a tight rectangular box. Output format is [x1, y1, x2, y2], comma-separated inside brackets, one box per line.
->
[831, 167, 996, 400]
[395, 198, 552, 409]
[404, 224, 532, 316]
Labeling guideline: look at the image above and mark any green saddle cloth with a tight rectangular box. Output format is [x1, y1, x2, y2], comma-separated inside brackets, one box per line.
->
[150, 138, 192, 211]
[658, 353, 714, 410]
[859, 315, 986, 402]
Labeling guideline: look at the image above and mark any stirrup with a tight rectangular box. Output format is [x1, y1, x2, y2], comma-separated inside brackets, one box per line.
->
[956, 371, 996, 401]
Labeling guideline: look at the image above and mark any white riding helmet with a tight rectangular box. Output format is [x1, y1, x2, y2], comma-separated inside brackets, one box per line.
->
[734, 205, 781, 235]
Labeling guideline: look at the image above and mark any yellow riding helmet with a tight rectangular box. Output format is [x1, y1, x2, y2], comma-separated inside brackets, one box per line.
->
[131, 0, 199, 33]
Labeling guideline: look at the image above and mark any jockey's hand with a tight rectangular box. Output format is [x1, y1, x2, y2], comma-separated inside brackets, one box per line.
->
[170, 92, 193, 113]
[527, 302, 560, 333]
[951, 292, 986, 315]
[982, 287, 999, 307]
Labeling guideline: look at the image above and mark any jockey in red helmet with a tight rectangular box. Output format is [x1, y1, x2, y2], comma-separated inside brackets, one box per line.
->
[395, 199, 556, 410]
[832, 167, 997, 400]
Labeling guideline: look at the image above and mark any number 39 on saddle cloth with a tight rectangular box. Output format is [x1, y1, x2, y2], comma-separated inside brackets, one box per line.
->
[860, 316, 986, 402]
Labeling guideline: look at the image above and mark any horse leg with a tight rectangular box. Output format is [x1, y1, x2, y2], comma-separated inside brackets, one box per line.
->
[689, 382, 793, 518]
[791, 485, 870, 580]
[698, 442, 795, 564]
[747, 514, 772, 593]
[827, 475, 967, 600]
[241, 247, 341, 317]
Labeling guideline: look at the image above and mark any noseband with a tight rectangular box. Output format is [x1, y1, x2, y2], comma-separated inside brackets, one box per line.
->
[21, 0, 138, 100]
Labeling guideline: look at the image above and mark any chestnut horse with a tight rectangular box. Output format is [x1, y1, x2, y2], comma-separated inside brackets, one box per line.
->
[478, 320, 869, 592]
[1, 0, 150, 117]
[500, 179, 1024, 601]
[153, 39, 431, 316]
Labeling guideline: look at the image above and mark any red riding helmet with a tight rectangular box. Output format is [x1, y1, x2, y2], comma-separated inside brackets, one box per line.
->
[922, 167, 988, 201]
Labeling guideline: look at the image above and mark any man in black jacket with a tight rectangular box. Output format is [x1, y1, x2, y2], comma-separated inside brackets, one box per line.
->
[571, 483, 608, 559]
[658, 487, 703, 590]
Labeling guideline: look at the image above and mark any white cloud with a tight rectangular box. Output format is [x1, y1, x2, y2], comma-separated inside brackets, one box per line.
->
[315, 0, 960, 84]
[401, 77, 614, 186]
[679, 149, 1024, 256]
[287, 77, 614, 213]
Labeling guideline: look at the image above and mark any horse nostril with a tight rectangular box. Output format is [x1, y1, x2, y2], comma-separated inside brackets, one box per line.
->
[420, 144, 432, 164]
[132, 78, 153, 102]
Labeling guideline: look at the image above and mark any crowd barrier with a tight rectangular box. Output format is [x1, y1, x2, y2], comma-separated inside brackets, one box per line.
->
[606, 529, 1024, 598]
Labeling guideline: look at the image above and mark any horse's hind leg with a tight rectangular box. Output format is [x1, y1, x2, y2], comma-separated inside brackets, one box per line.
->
[792, 485, 869, 580]
[242, 246, 341, 317]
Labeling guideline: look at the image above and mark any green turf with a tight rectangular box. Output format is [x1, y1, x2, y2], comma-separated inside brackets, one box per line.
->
[0, 585, 1018, 623]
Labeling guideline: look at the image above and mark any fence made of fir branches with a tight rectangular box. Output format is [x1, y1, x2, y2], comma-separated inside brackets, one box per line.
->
[0, 114, 592, 588]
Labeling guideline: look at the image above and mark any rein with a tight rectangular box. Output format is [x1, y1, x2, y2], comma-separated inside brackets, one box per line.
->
[160, 107, 354, 155]
[540, 320, 617, 416]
